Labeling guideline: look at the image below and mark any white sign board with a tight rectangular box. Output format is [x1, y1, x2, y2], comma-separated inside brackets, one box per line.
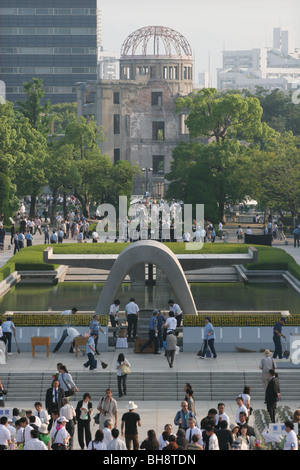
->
[0, 408, 13, 420]
[269, 423, 298, 436]
[290, 334, 300, 365]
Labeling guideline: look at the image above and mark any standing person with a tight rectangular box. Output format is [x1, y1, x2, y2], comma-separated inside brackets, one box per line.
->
[273, 317, 287, 359]
[75, 393, 93, 450]
[259, 349, 277, 390]
[199, 316, 217, 359]
[204, 424, 220, 450]
[0, 224, 5, 252]
[59, 398, 76, 450]
[109, 299, 120, 330]
[2, 316, 16, 355]
[52, 326, 81, 353]
[237, 225, 243, 242]
[58, 365, 79, 397]
[215, 420, 233, 450]
[174, 401, 198, 431]
[0, 378, 7, 407]
[165, 331, 177, 368]
[168, 300, 183, 327]
[185, 418, 203, 447]
[115, 353, 131, 398]
[23, 429, 48, 450]
[140, 429, 159, 450]
[89, 313, 106, 355]
[140, 309, 160, 354]
[107, 428, 127, 450]
[125, 298, 139, 340]
[215, 403, 230, 430]
[43, 225, 50, 244]
[265, 369, 280, 423]
[51, 416, 70, 450]
[97, 388, 118, 430]
[235, 397, 248, 424]
[293, 226, 300, 248]
[45, 380, 65, 430]
[83, 333, 98, 371]
[25, 230, 33, 247]
[10, 222, 15, 246]
[34, 402, 49, 426]
[121, 401, 141, 451]
[13, 231, 20, 254]
[284, 420, 298, 450]
[88, 429, 107, 450]
[0, 416, 12, 450]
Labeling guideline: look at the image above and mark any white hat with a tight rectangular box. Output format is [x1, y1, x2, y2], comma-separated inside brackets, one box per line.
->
[38, 423, 49, 434]
[57, 416, 69, 423]
[127, 401, 138, 410]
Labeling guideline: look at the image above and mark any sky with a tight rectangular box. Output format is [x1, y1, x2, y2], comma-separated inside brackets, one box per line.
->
[99, 0, 300, 86]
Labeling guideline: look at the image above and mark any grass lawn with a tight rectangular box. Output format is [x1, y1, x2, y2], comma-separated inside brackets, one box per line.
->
[1, 242, 300, 282]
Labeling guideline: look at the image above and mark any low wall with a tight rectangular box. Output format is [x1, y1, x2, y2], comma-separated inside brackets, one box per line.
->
[7, 326, 108, 353]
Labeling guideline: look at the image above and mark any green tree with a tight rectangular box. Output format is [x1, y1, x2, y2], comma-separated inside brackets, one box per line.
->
[176, 88, 263, 143]
[16, 78, 51, 136]
[170, 89, 264, 221]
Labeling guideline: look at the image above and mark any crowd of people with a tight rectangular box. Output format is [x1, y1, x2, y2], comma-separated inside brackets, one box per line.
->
[0, 372, 299, 451]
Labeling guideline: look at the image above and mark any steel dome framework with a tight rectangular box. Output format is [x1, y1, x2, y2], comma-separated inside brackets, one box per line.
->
[121, 25, 192, 58]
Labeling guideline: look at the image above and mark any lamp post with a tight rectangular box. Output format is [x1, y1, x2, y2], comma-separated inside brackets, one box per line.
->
[142, 167, 153, 195]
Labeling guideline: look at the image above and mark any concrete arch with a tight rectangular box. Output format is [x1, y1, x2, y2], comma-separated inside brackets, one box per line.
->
[95, 240, 197, 315]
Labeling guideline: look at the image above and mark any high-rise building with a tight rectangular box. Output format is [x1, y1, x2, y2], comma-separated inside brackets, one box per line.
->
[0, 0, 101, 104]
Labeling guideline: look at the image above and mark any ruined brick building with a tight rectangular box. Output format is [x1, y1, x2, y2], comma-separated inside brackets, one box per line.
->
[75, 26, 194, 196]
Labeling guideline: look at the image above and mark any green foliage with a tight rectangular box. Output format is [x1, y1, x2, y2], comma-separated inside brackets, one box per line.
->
[176, 88, 263, 142]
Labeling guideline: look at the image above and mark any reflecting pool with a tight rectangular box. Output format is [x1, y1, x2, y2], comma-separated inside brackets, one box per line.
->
[0, 282, 299, 314]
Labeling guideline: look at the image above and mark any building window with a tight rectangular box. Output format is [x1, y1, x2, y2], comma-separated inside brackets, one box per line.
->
[113, 92, 120, 104]
[114, 114, 120, 134]
[153, 155, 164, 174]
[114, 148, 120, 163]
[152, 122, 165, 141]
[151, 92, 162, 106]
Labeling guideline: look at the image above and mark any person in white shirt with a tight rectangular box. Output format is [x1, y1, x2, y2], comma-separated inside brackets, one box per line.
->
[23, 430, 48, 450]
[125, 298, 139, 340]
[164, 311, 177, 333]
[168, 300, 183, 327]
[92, 229, 99, 243]
[109, 299, 120, 329]
[284, 420, 298, 450]
[205, 425, 219, 450]
[102, 419, 113, 448]
[185, 418, 203, 447]
[215, 403, 230, 429]
[107, 428, 126, 450]
[235, 397, 248, 424]
[51, 417, 70, 450]
[88, 429, 107, 450]
[0, 417, 12, 450]
[60, 307, 78, 316]
[53, 327, 81, 353]
[16, 417, 33, 447]
[60, 398, 76, 450]
[34, 402, 49, 425]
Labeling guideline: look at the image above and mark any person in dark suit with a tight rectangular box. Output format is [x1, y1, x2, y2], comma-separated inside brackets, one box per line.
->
[265, 369, 280, 423]
[45, 379, 65, 430]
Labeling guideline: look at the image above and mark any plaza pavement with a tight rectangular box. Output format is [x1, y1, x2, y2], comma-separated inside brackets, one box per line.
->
[1, 226, 300, 449]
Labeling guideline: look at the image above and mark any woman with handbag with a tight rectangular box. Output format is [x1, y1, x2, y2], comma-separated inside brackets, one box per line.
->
[115, 353, 131, 397]
[58, 365, 79, 397]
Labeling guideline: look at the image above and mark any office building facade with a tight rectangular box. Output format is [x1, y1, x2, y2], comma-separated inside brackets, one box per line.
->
[0, 0, 100, 104]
